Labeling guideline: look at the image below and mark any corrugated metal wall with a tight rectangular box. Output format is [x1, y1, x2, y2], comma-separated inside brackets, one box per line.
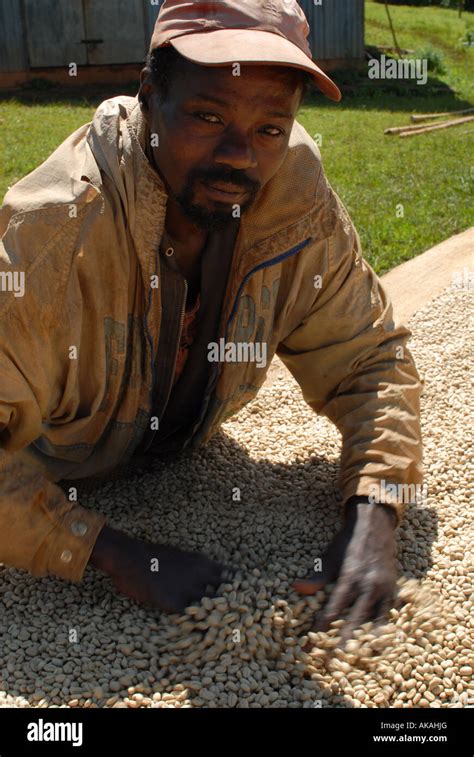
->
[0, 0, 364, 73]
[24, 0, 87, 68]
[299, 0, 365, 61]
[0, 0, 27, 72]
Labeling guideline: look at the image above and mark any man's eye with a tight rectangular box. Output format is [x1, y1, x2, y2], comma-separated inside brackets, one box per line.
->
[195, 112, 221, 124]
[261, 126, 285, 137]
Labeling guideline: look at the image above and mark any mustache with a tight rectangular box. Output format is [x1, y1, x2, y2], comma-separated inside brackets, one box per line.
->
[192, 168, 260, 194]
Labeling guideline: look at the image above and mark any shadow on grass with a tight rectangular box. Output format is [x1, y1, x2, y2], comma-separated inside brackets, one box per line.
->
[0, 61, 472, 115]
[308, 68, 473, 114]
[0, 79, 140, 108]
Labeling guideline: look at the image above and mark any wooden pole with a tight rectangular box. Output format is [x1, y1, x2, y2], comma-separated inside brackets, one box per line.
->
[411, 107, 474, 123]
[385, 123, 435, 135]
[384, 2, 402, 59]
[399, 115, 474, 137]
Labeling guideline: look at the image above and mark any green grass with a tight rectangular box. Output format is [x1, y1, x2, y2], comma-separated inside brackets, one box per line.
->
[295, 1, 474, 274]
[0, 82, 139, 197]
[1, 102, 95, 192]
[366, 1, 474, 98]
[0, 1, 473, 274]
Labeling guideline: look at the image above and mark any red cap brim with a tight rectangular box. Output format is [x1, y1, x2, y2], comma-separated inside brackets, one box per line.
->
[168, 28, 342, 103]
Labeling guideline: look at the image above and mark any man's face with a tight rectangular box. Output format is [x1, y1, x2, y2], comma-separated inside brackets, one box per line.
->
[139, 56, 304, 231]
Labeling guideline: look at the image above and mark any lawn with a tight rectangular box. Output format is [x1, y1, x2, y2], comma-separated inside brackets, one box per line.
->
[0, 1, 473, 275]
[297, 0, 474, 274]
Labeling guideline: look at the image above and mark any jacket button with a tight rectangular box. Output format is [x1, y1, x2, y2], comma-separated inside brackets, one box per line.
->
[71, 521, 88, 537]
[60, 549, 73, 563]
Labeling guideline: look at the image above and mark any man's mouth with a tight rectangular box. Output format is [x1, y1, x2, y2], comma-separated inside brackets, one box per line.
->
[200, 180, 251, 203]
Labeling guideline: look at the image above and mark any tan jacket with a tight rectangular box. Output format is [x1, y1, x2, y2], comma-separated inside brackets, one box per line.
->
[0, 96, 423, 584]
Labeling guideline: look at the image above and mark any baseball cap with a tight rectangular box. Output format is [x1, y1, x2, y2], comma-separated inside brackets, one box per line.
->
[149, 0, 342, 103]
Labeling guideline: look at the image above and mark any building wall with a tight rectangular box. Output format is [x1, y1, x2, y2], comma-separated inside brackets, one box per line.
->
[0, 0, 365, 74]
[300, 0, 365, 62]
[0, 0, 27, 72]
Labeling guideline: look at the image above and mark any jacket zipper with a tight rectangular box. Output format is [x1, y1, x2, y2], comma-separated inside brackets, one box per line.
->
[144, 261, 158, 427]
[224, 236, 313, 342]
[142, 277, 187, 452]
[161, 278, 188, 414]
[188, 236, 313, 439]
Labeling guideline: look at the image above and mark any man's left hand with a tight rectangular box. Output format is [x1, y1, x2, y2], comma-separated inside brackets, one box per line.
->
[293, 497, 398, 647]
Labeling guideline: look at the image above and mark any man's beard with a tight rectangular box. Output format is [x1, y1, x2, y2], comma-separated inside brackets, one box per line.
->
[173, 169, 261, 231]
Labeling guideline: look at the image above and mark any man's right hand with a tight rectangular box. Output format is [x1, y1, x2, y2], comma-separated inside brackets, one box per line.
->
[89, 525, 225, 613]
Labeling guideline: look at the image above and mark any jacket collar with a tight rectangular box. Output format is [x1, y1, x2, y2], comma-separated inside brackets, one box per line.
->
[124, 101, 169, 288]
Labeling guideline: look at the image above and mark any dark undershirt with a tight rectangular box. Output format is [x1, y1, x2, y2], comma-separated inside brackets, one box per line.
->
[147, 218, 241, 455]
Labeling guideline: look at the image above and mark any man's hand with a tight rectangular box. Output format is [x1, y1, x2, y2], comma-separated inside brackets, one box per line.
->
[293, 497, 398, 646]
[89, 525, 225, 614]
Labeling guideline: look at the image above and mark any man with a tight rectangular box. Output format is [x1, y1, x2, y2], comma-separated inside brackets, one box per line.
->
[0, 0, 423, 644]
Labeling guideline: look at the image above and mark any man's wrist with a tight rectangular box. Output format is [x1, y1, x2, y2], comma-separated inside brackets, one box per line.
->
[344, 495, 398, 528]
[89, 524, 124, 573]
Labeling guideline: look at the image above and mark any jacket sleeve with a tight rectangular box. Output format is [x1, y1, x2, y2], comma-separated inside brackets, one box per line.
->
[276, 179, 423, 524]
[0, 451, 106, 582]
[0, 201, 106, 583]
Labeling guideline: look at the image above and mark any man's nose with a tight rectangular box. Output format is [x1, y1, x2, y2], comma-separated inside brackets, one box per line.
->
[213, 127, 258, 171]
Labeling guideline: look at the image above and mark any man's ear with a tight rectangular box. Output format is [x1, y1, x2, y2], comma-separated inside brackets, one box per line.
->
[138, 67, 154, 118]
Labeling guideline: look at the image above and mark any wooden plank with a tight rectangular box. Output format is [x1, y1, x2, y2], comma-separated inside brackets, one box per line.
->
[24, 0, 86, 68]
[0, 0, 27, 72]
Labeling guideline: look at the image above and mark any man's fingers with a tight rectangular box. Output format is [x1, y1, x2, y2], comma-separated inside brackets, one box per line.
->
[310, 577, 355, 633]
[339, 586, 395, 644]
[221, 564, 239, 582]
[371, 594, 394, 628]
[340, 591, 376, 644]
